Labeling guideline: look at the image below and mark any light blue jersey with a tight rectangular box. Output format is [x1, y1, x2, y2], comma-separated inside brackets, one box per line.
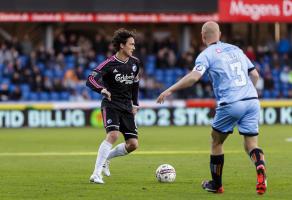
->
[193, 41, 258, 105]
[193, 41, 260, 135]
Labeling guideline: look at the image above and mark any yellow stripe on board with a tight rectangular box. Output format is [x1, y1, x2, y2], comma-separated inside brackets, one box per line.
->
[0, 104, 54, 110]
[29, 104, 54, 109]
[0, 150, 242, 156]
[260, 100, 292, 108]
[0, 104, 27, 110]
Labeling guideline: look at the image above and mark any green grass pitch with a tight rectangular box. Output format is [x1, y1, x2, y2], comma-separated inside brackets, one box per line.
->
[0, 125, 291, 200]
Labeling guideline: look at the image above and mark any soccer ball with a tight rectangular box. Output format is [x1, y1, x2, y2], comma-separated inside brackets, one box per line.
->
[155, 164, 176, 183]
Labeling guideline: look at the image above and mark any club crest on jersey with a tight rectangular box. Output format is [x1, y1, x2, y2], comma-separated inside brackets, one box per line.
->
[107, 119, 112, 124]
[132, 64, 137, 72]
[216, 48, 222, 53]
[113, 69, 118, 73]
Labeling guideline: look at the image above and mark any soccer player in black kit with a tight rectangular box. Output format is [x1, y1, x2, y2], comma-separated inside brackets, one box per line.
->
[86, 29, 140, 184]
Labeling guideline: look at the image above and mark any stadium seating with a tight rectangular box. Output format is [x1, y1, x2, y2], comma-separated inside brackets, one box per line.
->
[0, 33, 292, 101]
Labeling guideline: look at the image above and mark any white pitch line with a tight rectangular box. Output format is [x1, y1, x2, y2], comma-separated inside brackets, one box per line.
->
[285, 138, 292, 142]
[0, 150, 242, 156]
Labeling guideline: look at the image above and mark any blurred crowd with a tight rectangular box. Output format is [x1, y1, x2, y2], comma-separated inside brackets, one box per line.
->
[0, 30, 292, 101]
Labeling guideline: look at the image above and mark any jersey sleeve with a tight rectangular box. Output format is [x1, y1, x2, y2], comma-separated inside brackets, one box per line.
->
[86, 65, 108, 94]
[132, 59, 141, 106]
[246, 56, 255, 73]
[193, 51, 209, 75]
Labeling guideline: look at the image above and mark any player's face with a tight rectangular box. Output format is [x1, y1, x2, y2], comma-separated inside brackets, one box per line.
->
[121, 37, 135, 57]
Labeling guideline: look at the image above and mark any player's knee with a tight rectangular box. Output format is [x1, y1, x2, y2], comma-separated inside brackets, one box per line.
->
[106, 131, 120, 143]
[129, 143, 139, 151]
[126, 140, 139, 152]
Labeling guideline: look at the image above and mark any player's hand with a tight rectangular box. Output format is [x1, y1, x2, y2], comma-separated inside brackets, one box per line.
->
[101, 88, 111, 101]
[156, 90, 172, 104]
[132, 105, 139, 115]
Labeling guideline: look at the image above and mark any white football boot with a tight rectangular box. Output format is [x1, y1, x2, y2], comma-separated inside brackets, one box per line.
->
[89, 174, 104, 184]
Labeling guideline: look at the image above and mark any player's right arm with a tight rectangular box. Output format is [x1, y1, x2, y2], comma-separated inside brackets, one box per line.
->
[86, 69, 111, 101]
[156, 71, 202, 104]
[157, 52, 208, 104]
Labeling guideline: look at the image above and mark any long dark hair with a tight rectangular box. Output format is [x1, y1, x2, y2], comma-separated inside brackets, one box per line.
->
[112, 28, 135, 52]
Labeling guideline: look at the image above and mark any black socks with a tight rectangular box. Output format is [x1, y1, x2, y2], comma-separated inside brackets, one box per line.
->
[210, 154, 224, 187]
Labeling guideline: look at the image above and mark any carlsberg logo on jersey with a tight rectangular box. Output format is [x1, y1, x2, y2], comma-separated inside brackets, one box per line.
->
[115, 73, 135, 84]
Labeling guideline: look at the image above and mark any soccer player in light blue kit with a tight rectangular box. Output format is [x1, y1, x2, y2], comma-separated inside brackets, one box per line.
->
[157, 21, 267, 195]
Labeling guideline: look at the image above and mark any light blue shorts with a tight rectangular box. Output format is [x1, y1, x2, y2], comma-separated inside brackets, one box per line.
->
[212, 99, 260, 136]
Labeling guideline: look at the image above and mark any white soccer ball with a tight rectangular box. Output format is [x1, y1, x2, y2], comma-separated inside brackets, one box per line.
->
[155, 164, 176, 183]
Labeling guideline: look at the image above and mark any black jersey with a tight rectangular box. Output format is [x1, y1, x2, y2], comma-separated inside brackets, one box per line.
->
[86, 55, 140, 112]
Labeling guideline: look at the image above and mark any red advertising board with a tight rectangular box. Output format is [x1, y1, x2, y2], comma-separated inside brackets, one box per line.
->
[0, 12, 218, 23]
[219, 0, 292, 22]
[1, 1, 292, 23]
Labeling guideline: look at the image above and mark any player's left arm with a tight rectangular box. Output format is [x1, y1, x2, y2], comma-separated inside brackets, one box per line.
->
[243, 52, 260, 87]
[132, 61, 140, 114]
[249, 68, 259, 86]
